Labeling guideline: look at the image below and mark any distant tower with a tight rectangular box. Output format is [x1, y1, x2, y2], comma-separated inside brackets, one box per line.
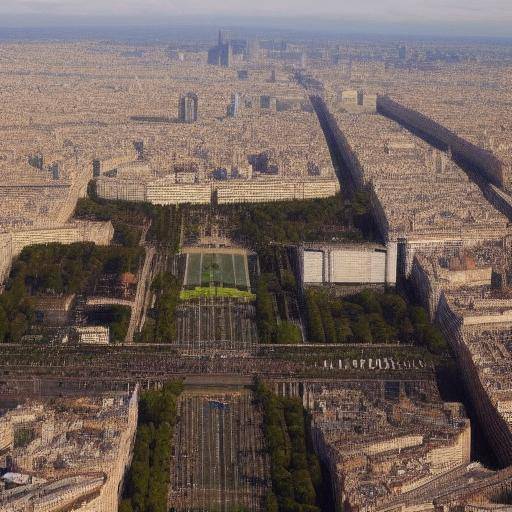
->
[179, 93, 198, 123]
[398, 45, 407, 60]
[247, 39, 260, 62]
[93, 159, 101, 177]
[28, 153, 44, 170]
[220, 42, 232, 67]
[260, 95, 271, 109]
[49, 163, 60, 180]
[207, 29, 232, 68]
[133, 140, 144, 160]
[228, 93, 240, 118]
[300, 52, 307, 68]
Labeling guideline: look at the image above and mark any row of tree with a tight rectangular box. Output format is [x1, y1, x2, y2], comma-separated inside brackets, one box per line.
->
[75, 193, 182, 251]
[255, 381, 323, 512]
[140, 272, 181, 343]
[256, 274, 302, 344]
[75, 194, 148, 248]
[218, 192, 375, 262]
[305, 288, 447, 353]
[119, 381, 184, 512]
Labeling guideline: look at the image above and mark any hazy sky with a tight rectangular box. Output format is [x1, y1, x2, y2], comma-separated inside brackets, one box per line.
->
[0, 0, 511, 36]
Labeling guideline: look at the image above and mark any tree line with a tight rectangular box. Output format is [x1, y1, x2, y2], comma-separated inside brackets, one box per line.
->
[305, 288, 447, 353]
[75, 185, 182, 251]
[119, 381, 184, 512]
[218, 192, 376, 262]
[255, 381, 324, 512]
[139, 272, 181, 343]
[256, 273, 302, 344]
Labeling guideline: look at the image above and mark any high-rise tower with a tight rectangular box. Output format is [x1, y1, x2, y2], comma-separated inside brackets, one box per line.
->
[179, 93, 198, 123]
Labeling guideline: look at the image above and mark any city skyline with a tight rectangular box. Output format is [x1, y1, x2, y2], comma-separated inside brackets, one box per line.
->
[1, 8, 512, 512]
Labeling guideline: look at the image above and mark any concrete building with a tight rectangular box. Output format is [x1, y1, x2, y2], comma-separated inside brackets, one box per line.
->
[299, 242, 397, 286]
[228, 93, 241, 118]
[96, 175, 340, 206]
[207, 31, 233, 68]
[179, 93, 199, 124]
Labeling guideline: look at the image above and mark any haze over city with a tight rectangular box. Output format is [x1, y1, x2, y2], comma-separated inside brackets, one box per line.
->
[0, 0, 510, 37]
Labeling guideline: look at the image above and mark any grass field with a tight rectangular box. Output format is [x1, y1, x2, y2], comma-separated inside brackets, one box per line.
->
[184, 252, 250, 291]
[180, 287, 256, 301]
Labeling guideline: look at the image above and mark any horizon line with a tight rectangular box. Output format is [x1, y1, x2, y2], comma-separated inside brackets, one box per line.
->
[0, 17, 510, 41]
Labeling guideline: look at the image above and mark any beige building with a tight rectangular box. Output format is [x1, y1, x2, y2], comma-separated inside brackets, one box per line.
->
[305, 383, 470, 512]
[0, 388, 138, 512]
[97, 174, 340, 205]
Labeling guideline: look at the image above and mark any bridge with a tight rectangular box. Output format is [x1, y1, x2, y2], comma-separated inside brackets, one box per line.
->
[0, 343, 439, 400]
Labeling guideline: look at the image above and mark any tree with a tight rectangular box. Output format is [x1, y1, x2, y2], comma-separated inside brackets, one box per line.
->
[421, 324, 447, 354]
[351, 316, 373, 343]
[351, 289, 382, 315]
[264, 492, 279, 512]
[339, 302, 365, 320]
[122, 381, 182, 512]
[320, 306, 337, 343]
[399, 317, 415, 343]
[281, 270, 297, 292]
[9, 312, 29, 342]
[272, 466, 294, 498]
[292, 469, 316, 505]
[152, 272, 180, 343]
[275, 322, 302, 344]
[256, 384, 321, 512]
[128, 425, 151, 512]
[306, 292, 325, 343]
[409, 306, 429, 327]
[335, 318, 352, 343]
[256, 276, 277, 343]
[0, 306, 7, 343]
[368, 313, 396, 343]
[147, 423, 172, 512]
[119, 500, 133, 512]
[379, 293, 407, 326]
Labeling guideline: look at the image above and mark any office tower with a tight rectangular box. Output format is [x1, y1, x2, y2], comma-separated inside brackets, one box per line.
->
[133, 140, 144, 160]
[398, 44, 407, 60]
[260, 95, 271, 109]
[247, 39, 260, 62]
[49, 162, 60, 180]
[28, 153, 44, 170]
[207, 30, 232, 68]
[221, 42, 232, 67]
[228, 93, 240, 118]
[179, 93, 198, 123]
[93, 159, 101, 177]
[300, 52, 307, 68]
[238, 69, 249, 80]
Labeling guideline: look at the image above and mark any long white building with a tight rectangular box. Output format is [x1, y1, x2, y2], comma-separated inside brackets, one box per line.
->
[299, 242, 397, 286]
[96, 175, 340, 205]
